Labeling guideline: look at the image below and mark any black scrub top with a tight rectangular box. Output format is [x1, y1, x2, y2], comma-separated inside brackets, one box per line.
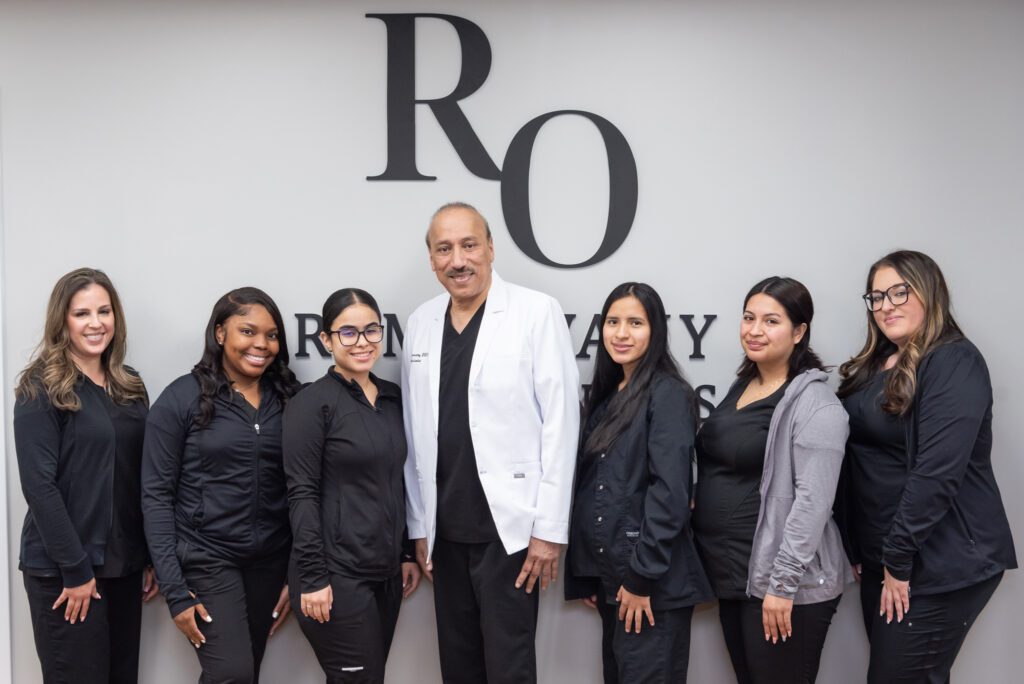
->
[693, 380, 787, 599]
[841, 370, 908, 568]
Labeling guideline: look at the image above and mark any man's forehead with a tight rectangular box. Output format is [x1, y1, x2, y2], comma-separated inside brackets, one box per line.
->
[429, 210, 488, 241]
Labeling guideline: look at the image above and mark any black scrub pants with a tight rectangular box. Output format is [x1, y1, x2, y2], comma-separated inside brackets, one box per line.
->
[289, 566, 403, 683]
[180, 546, 289, 684]
[860, 568, 1002, 684]
[24, 570, 144, 684]
[718, 595, 840, 684]
[594, 584, 695, 684]
[430, 538, 538, 684]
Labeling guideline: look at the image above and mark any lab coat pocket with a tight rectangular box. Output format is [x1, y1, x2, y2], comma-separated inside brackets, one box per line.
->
[509, 460, 542, 480]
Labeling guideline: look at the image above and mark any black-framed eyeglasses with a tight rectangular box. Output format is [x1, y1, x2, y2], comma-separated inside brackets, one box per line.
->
[330, 324, 384, 346]
[862, 283, 911, 311]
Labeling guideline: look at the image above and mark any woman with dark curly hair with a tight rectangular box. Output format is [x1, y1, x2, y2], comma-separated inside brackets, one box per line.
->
[143, 287, 300, 682]
[15, 267, 158, 684]
[837, 250, 1016, 683]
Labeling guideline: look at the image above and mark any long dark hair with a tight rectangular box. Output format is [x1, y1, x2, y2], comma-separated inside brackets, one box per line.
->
[735, 276, 826, 383]
[192, 287, 300, 428]
[583, 283, 693, 454]
[321, 288, 382, 330]
[838, 250, 962, 414]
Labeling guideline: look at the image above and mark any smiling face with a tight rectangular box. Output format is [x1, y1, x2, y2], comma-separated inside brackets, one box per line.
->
[871, 265, 926, 350]
[319, 303, 381, 382]
[427, 206, 494, 309]
[65, 284, 115, 368]
[215, 304, 279, 385]
[741, 293, 805, 373]
[603, 295, 651, 380]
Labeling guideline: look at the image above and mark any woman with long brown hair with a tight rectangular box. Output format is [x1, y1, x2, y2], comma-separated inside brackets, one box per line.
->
[838, 250, 1017, 683]
[14, 267, 158, 683]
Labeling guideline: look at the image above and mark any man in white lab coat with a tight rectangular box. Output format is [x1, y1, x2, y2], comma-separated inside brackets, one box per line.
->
[402, 202, 580, 684]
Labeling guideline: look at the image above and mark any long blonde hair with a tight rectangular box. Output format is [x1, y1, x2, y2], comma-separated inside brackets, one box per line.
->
[15, 268, 146, 411]
[838, 250, 962, 414]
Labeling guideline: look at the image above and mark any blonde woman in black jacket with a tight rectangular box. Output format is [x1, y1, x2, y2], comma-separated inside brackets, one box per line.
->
[565, 282, 712, 683]
[14, 268, 157, 684]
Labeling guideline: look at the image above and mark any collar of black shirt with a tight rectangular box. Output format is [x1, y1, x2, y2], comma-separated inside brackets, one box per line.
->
[326, 368, 397, 405]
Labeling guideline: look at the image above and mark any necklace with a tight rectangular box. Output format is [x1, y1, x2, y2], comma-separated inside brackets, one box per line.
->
[233, 378, 259, 394]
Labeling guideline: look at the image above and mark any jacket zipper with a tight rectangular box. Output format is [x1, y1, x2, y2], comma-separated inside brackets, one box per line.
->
[951, 502, 976, 545]
[251, 416, 262, 549]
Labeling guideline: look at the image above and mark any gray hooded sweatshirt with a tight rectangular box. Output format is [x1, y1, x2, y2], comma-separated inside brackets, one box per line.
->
[746, 369, 853, 604]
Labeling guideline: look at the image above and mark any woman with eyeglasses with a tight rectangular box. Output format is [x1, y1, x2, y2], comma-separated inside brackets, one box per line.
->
[836, 250, 1016, 683]
[692, 276, 849, 684]
[143, 287, 300, 682]
[565, 282, 712, 683]
[283, 288, 420, 683]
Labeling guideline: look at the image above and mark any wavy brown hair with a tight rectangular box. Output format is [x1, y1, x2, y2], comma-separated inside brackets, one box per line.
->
[838, 250, 962, 414]
[15, 268, 146, 411]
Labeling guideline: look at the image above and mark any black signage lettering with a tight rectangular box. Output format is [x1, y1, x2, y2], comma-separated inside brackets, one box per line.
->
[564, 313, 576, 329]
[367, 14, 637, 268]
[501, 110, 638, 268]
[695, 384, 717, 418]
[366, 13, 500, 181]
[383, 313, 404, 358]
[576, 313, 603, 360]
[680, 314, 717, 360]
[294, 313, 328, 359]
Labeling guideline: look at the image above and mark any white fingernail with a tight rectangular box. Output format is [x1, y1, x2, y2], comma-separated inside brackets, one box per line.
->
[204, 615, 213, 623]
[272, 611, 279, 619]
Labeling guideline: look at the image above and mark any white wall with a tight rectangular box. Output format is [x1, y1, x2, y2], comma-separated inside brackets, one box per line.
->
[2, 1, 1021, 682]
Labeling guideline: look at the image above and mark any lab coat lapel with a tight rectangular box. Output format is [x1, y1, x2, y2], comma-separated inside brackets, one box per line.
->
[469, 272, 509, 386]
[428, 299, 445, 431]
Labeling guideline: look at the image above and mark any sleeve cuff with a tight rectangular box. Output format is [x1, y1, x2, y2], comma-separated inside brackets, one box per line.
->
[166, 593, 199, 619]
[60, 556, 95, 587]
[623, 567, 654, 597]
[767, 578, 798, 600]
[407, 521, 426, 540]
[530, 520, 569, 545]
[883, 562, 912, 582]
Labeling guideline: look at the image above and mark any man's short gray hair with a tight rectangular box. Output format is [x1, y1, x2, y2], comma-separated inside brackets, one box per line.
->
[425, 201, 492, 248]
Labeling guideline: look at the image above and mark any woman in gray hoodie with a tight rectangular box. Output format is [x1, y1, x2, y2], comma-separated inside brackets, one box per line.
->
[693, 276, 850, 684]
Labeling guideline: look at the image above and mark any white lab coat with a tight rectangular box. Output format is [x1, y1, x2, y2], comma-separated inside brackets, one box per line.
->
[402, 272, 581, 558]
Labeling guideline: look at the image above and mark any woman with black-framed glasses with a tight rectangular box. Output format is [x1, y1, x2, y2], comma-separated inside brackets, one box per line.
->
[836, 250, 1016, 683]
[282, 287, 420, 683]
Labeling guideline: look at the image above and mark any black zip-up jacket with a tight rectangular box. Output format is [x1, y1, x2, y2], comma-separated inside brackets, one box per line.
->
[142, 374, 291, 616]
[283, 370, 412, 594]
[841, 338, 1017, 594]
[565, 373, 714, 609]
[15, 374, 148, 587]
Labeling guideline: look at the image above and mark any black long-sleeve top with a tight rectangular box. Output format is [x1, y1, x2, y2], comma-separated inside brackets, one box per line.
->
[16, 374, 149, 589]
[841, 338, 1017, 594]
[565, 373, 713, 609]
[142, 374, 291, 617]
[283, 370, 412, 594]
[15, 374, 149, 587]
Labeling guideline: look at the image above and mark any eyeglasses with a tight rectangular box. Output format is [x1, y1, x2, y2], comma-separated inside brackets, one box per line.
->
[862, 283, 911, 311]
[330, 324, 384, 346]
